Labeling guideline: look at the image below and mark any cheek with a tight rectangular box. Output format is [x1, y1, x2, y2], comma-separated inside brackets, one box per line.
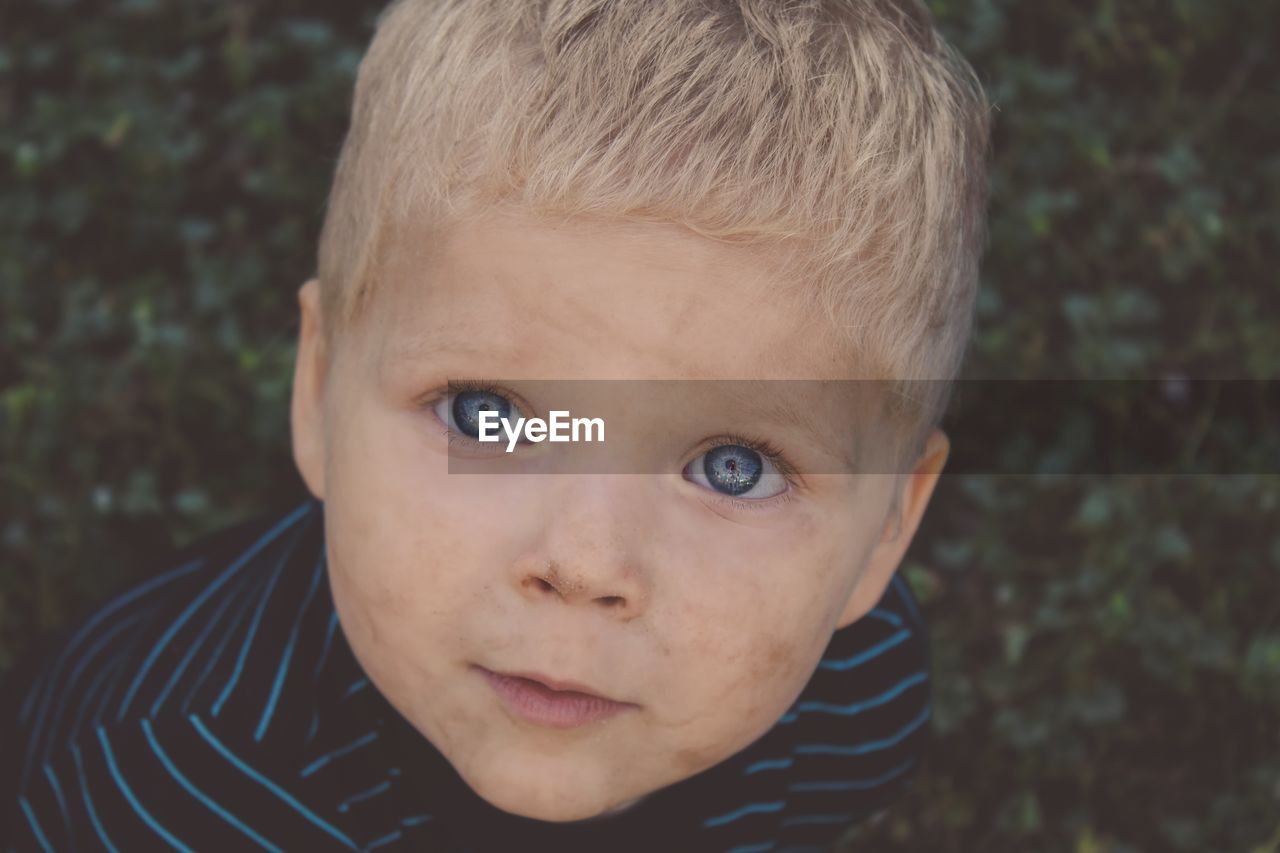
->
[324, 416, 548, 667]
[322, 452, 468, 668]
[654, 521, 854, 738]
[658, 623, 817, 777]
[327, 403, 489, 583]
[666, 563, 825, 710]
[327, 492, 478, 638]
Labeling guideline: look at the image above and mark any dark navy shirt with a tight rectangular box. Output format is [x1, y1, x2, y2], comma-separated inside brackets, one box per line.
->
[1, 498, 933, 852]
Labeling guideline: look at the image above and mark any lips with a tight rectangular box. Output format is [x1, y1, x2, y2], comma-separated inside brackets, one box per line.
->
[476, 666, 637, 729]
[498, 670, 618, 701]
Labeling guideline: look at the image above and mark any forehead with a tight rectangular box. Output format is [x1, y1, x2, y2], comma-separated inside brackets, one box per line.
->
[348, 208, 892, 472]
[367, 205, 868, 383]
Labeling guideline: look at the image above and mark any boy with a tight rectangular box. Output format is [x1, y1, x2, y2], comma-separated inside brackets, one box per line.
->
[1, 0, 989, 850]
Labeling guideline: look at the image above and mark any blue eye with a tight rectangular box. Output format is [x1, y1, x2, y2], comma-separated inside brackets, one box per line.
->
[433, 386, 524, 442]
[703, 445, 762, 495]
[685, 442, 789, 500]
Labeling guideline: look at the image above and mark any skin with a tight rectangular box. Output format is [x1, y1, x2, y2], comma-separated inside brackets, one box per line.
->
[290, 204, 949, 823]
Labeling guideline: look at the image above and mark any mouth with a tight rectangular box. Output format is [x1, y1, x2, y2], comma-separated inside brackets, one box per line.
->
[475, 666, 638, 729]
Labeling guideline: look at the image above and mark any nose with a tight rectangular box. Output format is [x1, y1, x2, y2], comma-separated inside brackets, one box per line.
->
[514, 476, 652, 621]
[521, 560, 638, 614]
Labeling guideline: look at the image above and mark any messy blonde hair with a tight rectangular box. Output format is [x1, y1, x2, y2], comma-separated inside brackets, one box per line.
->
[316, 0, 991, 457]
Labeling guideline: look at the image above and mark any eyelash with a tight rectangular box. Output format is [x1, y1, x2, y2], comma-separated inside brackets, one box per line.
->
[425, 380, 800, 510]
[428, 378, 518, 447]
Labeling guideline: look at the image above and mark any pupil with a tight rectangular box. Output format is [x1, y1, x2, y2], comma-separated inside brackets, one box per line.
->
[703, 445, 762, 496]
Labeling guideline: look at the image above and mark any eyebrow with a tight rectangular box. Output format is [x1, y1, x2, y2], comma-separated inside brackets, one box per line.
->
[714, 382, 863, 471]
[380, 334, 528, 371]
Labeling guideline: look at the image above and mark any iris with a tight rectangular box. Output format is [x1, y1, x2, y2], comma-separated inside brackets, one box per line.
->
[703, 445, 763, 496]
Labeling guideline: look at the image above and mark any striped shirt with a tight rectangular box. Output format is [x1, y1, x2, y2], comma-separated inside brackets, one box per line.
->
[1, 497, 933, 852]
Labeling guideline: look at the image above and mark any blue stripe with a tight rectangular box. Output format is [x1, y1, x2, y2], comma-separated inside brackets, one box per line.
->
[255, 553, 327, 741]
[300, 731, 380, 778]
[401, 814, 433, 826]
[19, 670, 47, 723]
[781, 671, 922, 725]
[71, 743, 120, 853]
[43, 764, 71, 831]
[789, 757, 916, 792]
[366, 829, 403, 849]
[211, 528, 298, 717]
[180, 577, 257, 716]
[793, 671, 927, 716]
[338, 779, 392, 813]
[20, 550, 202, 783]
[96, 726, 192, 851]
[744, 757, 793, 774]
[727, 844, 775, 853]
[306, 611, 341, 743]
[18, 797, 54, 853]
[140, 718, 283, 852]
[703, 800, 785, 828]
[892, 573, 923, 629]
[342, 678, 370, 700]
[818, 629, 910, 670]
[40, 613, 146, 773]
[794, 704, 930, 756]
[312, 610, 340, 683]
[147, 569, 245, 716]
[72, 654, 134, 742]
[20, 555, 203, 722]
[867, 607, 903, 627]
[116, 503, 312, 722]
[188, 714, 358, 850]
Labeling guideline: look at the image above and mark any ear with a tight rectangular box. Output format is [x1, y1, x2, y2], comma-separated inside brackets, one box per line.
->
[834, 428, 949, 629]
[291, 278, 329, 500]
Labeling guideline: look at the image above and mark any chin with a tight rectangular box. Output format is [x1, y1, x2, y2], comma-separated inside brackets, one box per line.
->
[465, 766, 616, 823]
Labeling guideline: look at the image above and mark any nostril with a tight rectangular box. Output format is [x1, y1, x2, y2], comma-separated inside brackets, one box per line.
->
[523, 576, 557, 595]
[599, 595, 624, 608]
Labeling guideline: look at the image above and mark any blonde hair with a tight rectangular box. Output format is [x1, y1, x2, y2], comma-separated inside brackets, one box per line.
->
[317, 0, 991, 456]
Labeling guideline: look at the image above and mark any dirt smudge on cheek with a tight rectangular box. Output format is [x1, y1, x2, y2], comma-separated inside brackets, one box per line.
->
[672, 742, 718, 775]
[764, 636, 794, 671]
[748, 633, 802, 698]
[674, 642, 799, 767]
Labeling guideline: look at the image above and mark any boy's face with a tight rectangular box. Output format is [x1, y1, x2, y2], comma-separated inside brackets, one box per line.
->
[291, 206, 946, 822]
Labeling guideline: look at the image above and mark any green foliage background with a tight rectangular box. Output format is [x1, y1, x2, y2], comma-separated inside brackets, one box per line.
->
[2, 0, 1277, 849]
